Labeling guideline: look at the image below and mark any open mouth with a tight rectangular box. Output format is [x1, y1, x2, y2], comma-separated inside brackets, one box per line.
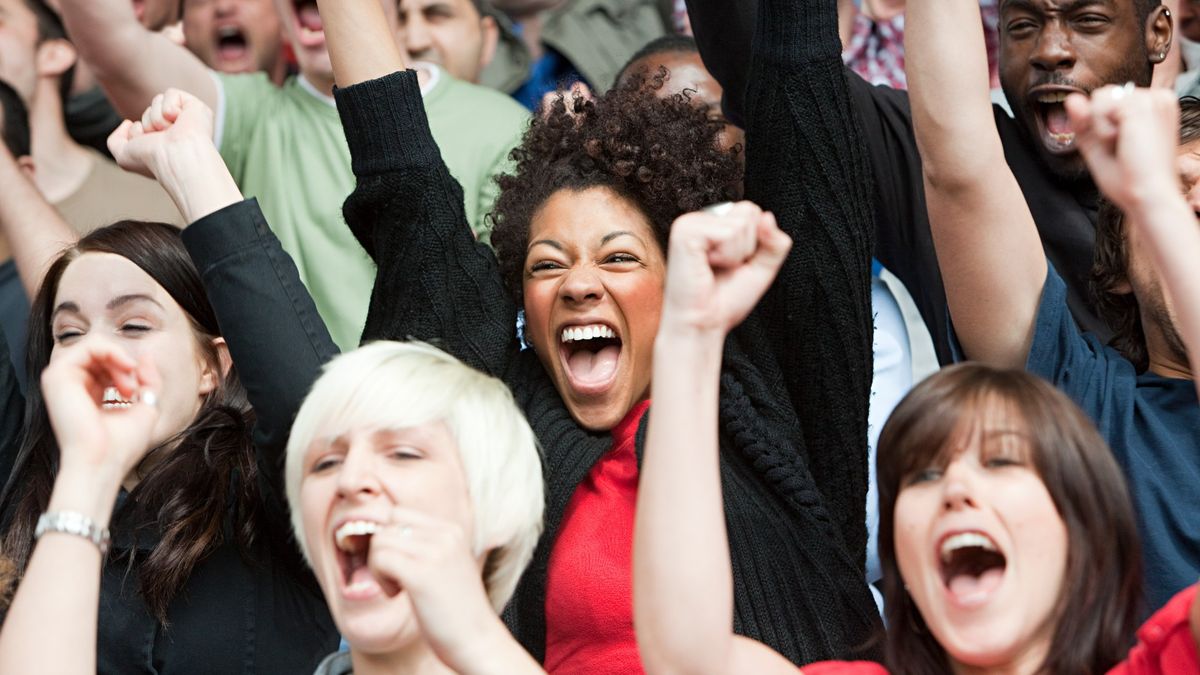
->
[334, 520, 382, 599]
[938, 531, 1007, 607]
[101, 386, 134, 410]
[292, 0, 325, 48]
[1031, 89, 1079, 153]
[215, 25, 249, 63]
[558, 323, 623, 396]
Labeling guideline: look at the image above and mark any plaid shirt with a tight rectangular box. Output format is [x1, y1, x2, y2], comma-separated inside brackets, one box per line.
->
[842, 0, 1001, 90]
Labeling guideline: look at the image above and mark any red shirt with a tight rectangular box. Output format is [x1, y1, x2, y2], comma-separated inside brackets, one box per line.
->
[800, 584, 1199, 675]
[544, 401, 650, 675]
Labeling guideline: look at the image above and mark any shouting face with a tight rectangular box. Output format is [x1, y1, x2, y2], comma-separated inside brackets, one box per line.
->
[998, 0, 1169, 180]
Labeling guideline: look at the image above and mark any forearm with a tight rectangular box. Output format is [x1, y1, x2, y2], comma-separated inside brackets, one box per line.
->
[57, 0, 215, 117]
[907, 0, 1003, 185]
[634, 327, 729, 675]
[0, 465, 120, 673]
[447, 614, 544, 675]
[149, 137, 244, 223]
[907, 0, 1045, 368]
[316, 0, 407, 88]
[0, 143, 77, 297]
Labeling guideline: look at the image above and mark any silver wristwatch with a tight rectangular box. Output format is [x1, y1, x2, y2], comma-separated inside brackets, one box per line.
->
[35, 511, 110, 555]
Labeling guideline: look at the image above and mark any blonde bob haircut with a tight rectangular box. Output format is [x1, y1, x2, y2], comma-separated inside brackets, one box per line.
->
[284, 341, 545, 612]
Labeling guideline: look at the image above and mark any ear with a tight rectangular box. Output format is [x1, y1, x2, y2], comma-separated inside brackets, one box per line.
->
[479, 16, 499, 72]
[34, 39, 77, 81]
[199, 336, 233, 395]
[1146, 4, 1174, 64]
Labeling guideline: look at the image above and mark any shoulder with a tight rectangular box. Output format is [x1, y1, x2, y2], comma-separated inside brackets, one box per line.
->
[311, 650, 353, 675]
[1110, 584, 1199, 675]
[425, 67, 529, 127]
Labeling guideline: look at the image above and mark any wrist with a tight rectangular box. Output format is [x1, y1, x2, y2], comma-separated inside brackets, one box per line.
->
[47, 465, 122, 527]
[655, 315, 726, 353]
[153, 138, 244, 223]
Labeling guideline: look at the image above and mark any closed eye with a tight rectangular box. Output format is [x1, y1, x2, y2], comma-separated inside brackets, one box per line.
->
[906, 468, 943, 486]
[54, 330, 84, 344]
[530, 260, 564, 273]
[310, 456, 343, 473]
[604, 253, 640, 264]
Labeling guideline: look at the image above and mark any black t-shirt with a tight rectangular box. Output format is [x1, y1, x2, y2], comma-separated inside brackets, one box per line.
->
[0, 259, 28, 391]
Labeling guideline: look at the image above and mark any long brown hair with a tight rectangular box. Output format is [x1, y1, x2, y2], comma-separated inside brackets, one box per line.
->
[876, 364, 1142, 674]
[0, 221, 263, 622]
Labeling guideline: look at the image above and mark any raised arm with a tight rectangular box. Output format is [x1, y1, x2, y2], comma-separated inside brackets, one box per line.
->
[108, 90, 339, 535]
[56, 0, 216, 119]
[907, 0, 1046, 368]
[321, 0, 518, 376]
[737, 0, 877, 560]
[0, 138, 76, 297]
[635, 203, 796, 675]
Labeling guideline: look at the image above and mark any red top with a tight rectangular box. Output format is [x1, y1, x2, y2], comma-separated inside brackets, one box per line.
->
[799, 585, 1199, 675]
[544, 401, 650, 675]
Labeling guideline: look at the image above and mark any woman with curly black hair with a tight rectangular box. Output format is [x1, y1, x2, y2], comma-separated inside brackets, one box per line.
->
[323, 0, 880, 666]
[107, 0, 883, 670]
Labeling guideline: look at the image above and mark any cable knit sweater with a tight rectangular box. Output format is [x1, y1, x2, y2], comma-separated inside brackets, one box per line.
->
[334, 0, 881, 663]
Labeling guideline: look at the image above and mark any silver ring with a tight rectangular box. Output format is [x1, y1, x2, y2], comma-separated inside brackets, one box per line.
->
[703, 202, 734, 217]
[1111, 82, 1135, 101]
[138, 390, 158, 408]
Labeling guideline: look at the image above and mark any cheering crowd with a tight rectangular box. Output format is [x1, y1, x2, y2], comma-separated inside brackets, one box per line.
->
[0, 0, 1197, 673]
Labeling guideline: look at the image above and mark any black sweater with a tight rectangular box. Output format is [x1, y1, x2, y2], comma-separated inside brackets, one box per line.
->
[336, 0, 881, 663]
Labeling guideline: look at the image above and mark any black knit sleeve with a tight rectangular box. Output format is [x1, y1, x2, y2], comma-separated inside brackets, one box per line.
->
[0, 334, 24, 485]
[740, 0, 875, 564]
[182, 199, 339, 547]
[335, 71, 518, 377]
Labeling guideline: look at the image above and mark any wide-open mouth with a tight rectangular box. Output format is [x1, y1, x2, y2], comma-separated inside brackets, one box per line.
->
[334, 520, 381, 597]
[214, 25, 249, 62]
[1030, 87, 1083, 154]
[557, 323, 623, 396]
[291, 0, 325, 46]
[937, 531, 1007, 607]
[101, 385, 135, 410]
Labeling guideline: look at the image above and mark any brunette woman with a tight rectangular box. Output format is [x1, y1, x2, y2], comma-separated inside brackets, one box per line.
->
[0, 222, 337, 669]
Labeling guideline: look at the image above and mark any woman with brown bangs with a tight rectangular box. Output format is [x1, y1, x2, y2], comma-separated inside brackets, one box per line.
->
[637, 348, 1200, 674]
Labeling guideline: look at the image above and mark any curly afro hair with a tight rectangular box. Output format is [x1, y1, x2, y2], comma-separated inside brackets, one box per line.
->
[490, 68, 743, 307]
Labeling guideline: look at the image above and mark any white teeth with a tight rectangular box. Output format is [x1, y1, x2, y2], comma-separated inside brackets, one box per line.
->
[101, 386, 133, 409]
[940, 532, 998, 563]
[334, 520, 380, 551]
[560, 324, 616, 343]
[1037, 92, 1070, 104]
[299, 26, 321, 39]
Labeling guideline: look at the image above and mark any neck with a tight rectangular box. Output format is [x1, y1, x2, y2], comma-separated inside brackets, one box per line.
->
[949, 638, 1050, 675]
[303, 70, 337, 98]
[513, 12, 545, 58]
[1141, 304, 1193, 380]
[349, 639, 454, 675]
[28, 80, 93, 203]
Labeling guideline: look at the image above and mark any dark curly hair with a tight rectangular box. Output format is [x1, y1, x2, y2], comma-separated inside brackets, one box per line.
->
[1091, 96, 1200, 371]
[490, 69, 743, 306]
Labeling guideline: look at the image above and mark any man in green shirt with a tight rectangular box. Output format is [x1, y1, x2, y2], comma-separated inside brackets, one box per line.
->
[58, 0, 528, 348]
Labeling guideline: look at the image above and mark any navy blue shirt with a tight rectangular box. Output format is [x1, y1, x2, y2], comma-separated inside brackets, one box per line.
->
[1027, 265, 1200, 611]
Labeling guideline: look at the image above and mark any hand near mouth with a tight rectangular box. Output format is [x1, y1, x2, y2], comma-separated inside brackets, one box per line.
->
[41, 337, 161, 484]
[365, 507, 544, 673]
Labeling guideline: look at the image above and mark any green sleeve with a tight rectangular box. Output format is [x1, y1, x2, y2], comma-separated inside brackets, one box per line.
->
[213, 72, 278, 184]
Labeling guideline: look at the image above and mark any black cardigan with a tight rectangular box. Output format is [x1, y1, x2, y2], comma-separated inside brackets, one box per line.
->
[685, 0, 1109, 366]
[336, 0, 881, 663]
[0, 218, 339, 674]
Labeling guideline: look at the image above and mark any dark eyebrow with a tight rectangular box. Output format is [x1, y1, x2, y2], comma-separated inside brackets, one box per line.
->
[527, 239, 565, 253]
[1001, 0, 1110, 13]
[601, 230, 641, 246]
[107, 294, 164, 311]
[50, 301, 81, 322]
